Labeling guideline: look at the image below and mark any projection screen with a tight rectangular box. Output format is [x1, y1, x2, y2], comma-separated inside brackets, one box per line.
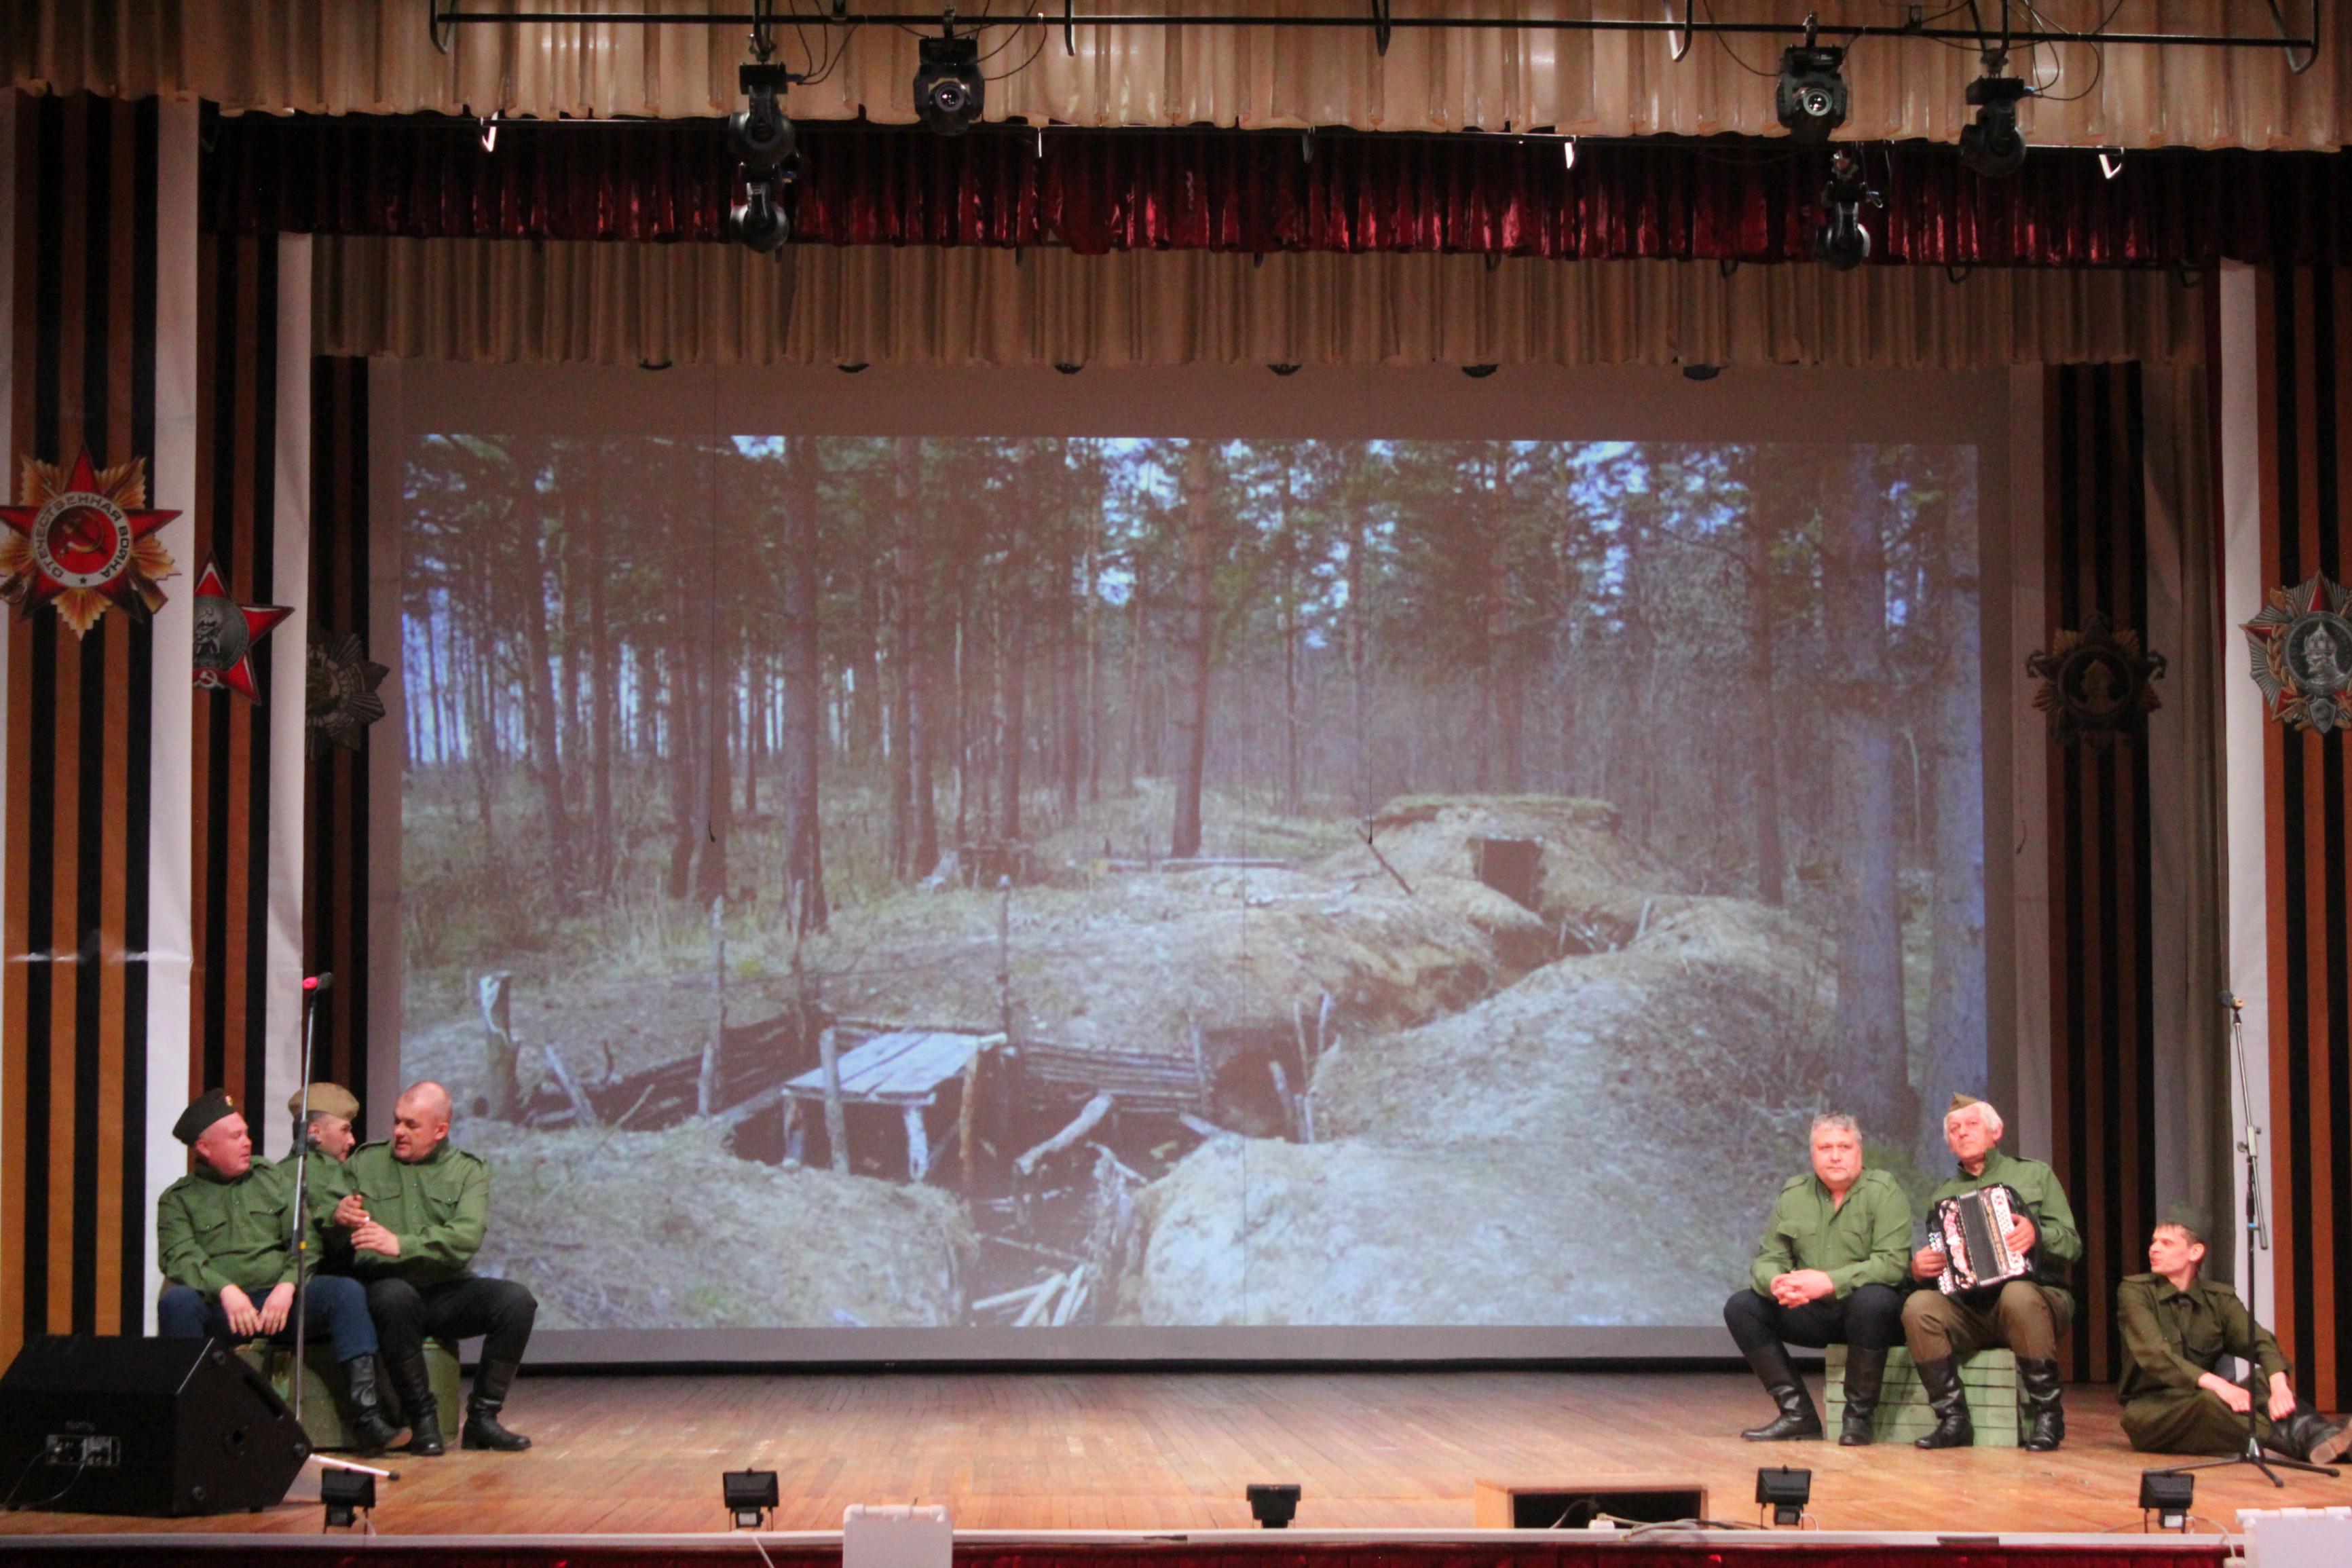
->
[373, 361, 2019, 1362]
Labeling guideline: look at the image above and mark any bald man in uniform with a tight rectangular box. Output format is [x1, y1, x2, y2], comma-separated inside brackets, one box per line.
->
[319, 1080, 538, 1457]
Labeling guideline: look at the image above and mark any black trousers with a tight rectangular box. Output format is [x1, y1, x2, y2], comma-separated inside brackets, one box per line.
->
[1723, 1282, 1905, 1356]
[363, 1273, 537, 1379]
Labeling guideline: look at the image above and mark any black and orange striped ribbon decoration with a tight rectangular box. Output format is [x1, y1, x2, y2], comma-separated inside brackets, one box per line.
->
[2042, 362, 2159, 1385]
[1, 92, 162, 1361]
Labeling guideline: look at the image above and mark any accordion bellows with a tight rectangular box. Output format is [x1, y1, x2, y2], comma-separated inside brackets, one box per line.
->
[1931, 1184, 2033, 1295]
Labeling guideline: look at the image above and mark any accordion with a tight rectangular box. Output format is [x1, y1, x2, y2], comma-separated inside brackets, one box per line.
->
[1930, 1184, 2034, 1296]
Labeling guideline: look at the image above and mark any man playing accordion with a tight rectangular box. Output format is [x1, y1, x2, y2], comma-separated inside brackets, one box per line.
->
[1901, 1093, 2081, 1453]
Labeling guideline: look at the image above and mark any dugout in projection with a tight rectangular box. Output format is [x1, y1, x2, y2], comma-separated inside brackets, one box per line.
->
[381, 362, 2014, 1361]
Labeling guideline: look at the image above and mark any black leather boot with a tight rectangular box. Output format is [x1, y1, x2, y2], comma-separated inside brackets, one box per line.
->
[1738, 1342, 1823, 1441]
[461, 1357, 534, 1452]
[339, 1354, 403, 1457]
[1912, 1355, 1974, 1449]
[386, 1349, 445, 1456]
[1838, 1346, 1888, 1446]
[2016, 1357, 2066, 1452]
[2266, 1409, 2351, 1466]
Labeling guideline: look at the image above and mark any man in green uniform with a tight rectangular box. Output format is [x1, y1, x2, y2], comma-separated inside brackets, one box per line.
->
[2117, 1203, 2350, 1463]
[320, 1080, 537, 1457]
[1725, 1113, 1913, 1444]
[1902, 1092, 2081, 1452]
[288, 1081, 362, 1164]
[155, 1089, 399, 1454]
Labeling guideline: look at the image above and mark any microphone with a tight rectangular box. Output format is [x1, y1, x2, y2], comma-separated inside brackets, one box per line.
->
[2220, 988, 2243, 1013]
[303, 973, 335, 994]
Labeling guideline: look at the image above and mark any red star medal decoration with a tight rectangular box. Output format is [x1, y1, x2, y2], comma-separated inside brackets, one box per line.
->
[191, 561, 293, 703]
[0, 450, 179, 635]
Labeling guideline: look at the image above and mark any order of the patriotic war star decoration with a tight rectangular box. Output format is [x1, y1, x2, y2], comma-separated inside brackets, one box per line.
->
[2244, 573, 2352, 734]
[2025, 610, 2165, 747]
[191, 560, 293, 702]
[306, 631, 388, 755]
[0, 450, 179, 635]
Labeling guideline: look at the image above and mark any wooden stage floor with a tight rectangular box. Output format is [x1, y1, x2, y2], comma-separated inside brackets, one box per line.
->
[2, 1367, 2344, 1538]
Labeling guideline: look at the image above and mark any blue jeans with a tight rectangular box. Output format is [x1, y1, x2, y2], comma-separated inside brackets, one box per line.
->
[158, 1272, 379, 1362]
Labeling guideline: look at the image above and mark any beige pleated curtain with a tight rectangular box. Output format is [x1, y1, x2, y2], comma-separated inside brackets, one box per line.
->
[12, 0, 2347, 149]
[313, 234, 2207, 369]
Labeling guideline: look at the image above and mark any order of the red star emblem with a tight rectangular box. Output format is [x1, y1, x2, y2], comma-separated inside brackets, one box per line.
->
[191, 560, 293, 703]
[0, 449, 179, 635]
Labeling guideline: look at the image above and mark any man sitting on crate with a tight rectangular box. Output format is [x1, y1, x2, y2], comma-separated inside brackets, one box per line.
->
[320, 1080, 538, 1457]
[156, 1089, 400, 1455]
[2117, 1203, 2351, 1463]
[1724, 1113, 1913, 1444]
[1901, 1093, 2082, 1453]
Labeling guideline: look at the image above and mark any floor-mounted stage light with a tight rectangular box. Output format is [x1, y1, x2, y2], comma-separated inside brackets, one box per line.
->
[724, 1468, 781, 1529]
[1754, 1466, 1810, 1527]
[729, 60, 796, 253]
[1775, 22, 1847, 146]
[1958, 58, 2030, 179]
[915, 29, 985, 136]
[1246, 1482, 1301, 1528]
[1812, 149, 1875, 272]
[320, 1467, 376, 1530]
[2138, 1469, 2193, 1532]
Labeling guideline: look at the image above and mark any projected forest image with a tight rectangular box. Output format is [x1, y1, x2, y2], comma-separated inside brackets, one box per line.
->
[398, 434, 1986, 1337]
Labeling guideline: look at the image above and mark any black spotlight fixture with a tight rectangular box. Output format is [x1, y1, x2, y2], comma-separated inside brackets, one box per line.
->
[1958, 54, 2030, 179]
[724, 1468, 781, 1530]
[2138, 1469, 2194, 1532]
[1774, 18, 1847, 145]
[320, 1467, 376, 1530]
[915, 25, 985, 136]
[1812, 149, 1877, 272]
[728, 58, 796, 253]
[1754, 1466, 1810, 1528]
[1246, 1482, 1301, 1529]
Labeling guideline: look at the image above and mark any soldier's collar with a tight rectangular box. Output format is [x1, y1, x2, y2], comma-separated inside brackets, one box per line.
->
[396, 1138, 454, 1166]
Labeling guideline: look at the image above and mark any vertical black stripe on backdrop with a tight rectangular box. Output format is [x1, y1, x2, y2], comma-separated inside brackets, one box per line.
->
[120, 94, 159, 1330]
[21, 94, 62, 1343]
[200, 238, 238, 1091]
[348, 364, 371, 1117]
[2273, 264, 2315, 1383]
[2321, 269, 2352, 1407]
[241, 238, 278, 1127]
[2124, 363, 2157, 1296]
[69, 96, 114, 1333]
[2089, 365, 2127, 1365]
[2055, 371, 2091, 1365]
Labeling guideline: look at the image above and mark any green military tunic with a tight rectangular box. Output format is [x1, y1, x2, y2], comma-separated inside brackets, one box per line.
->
[157, 1156, 320, 1297]
[1925, 1146, 2084, 1309]
[1747, 1168, 1914, 1299]
[317, 1139, 491, 1286]
[2116, 1270, 2292, 1454]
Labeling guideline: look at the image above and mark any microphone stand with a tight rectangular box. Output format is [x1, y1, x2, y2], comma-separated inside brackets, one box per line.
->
[285, 976, 326, 1432]
[2161, 990, 2336, 1487]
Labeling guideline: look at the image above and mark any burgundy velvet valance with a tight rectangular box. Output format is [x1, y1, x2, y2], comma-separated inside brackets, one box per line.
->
[204, 111, 2352, 267]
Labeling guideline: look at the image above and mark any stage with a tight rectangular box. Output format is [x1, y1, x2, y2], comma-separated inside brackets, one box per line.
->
[0, 1367, 2319, 1554]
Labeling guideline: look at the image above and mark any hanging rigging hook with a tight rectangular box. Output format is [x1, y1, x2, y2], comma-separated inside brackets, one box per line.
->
[1370, 0, 1393, 58]
[1666, 0, 1693, 62]
[1064, 0, 1077, 57]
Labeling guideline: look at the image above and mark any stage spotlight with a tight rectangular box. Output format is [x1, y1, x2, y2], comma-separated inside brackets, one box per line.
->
[1958, 64, 2030, 179]
[915, 32, 985, 136]
[724, 1468, 781, 1530]
[1246, 1482, 1301, 1529]
[1774, 40, 1847, 145]
[730, 180, 791, 253]
[320, 1467, 375, 1529]
[1812, 150, 1875, 272]
[728, 59, 796, 253]
[2138, 1470, 2193, 1532]
[1754, 1466, 1810, 1528]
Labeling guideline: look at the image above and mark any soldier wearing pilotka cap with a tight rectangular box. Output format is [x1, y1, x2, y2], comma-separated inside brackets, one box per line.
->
[155, 1089, 400, 1455]
[288, 1081, 362, 1163]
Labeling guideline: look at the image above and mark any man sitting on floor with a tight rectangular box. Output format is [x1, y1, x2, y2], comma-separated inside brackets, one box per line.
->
[322, 1080, 538, 1457]
[2117, 1203, 2350, 1463]
[1903, 1093, 2081, 1453]
[1724, 1113, 1912, 1444]
[157, 1089, 400, 1454]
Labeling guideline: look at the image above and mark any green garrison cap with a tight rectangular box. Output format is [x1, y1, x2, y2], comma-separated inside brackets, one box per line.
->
[288, 1082, 360, 1122]
[1947, 1092, 1985, 1113]
[2161, 1202, 2213, 1244]
[172, 1089, 239, 1146]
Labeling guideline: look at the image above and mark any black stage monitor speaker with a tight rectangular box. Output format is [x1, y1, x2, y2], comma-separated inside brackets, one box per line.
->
[0, 1336, 311, 1516]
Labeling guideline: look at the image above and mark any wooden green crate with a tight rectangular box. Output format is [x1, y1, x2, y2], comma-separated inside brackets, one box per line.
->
[1824, 1345, 2023, 1448]
[239, 1338, 461, 1451]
